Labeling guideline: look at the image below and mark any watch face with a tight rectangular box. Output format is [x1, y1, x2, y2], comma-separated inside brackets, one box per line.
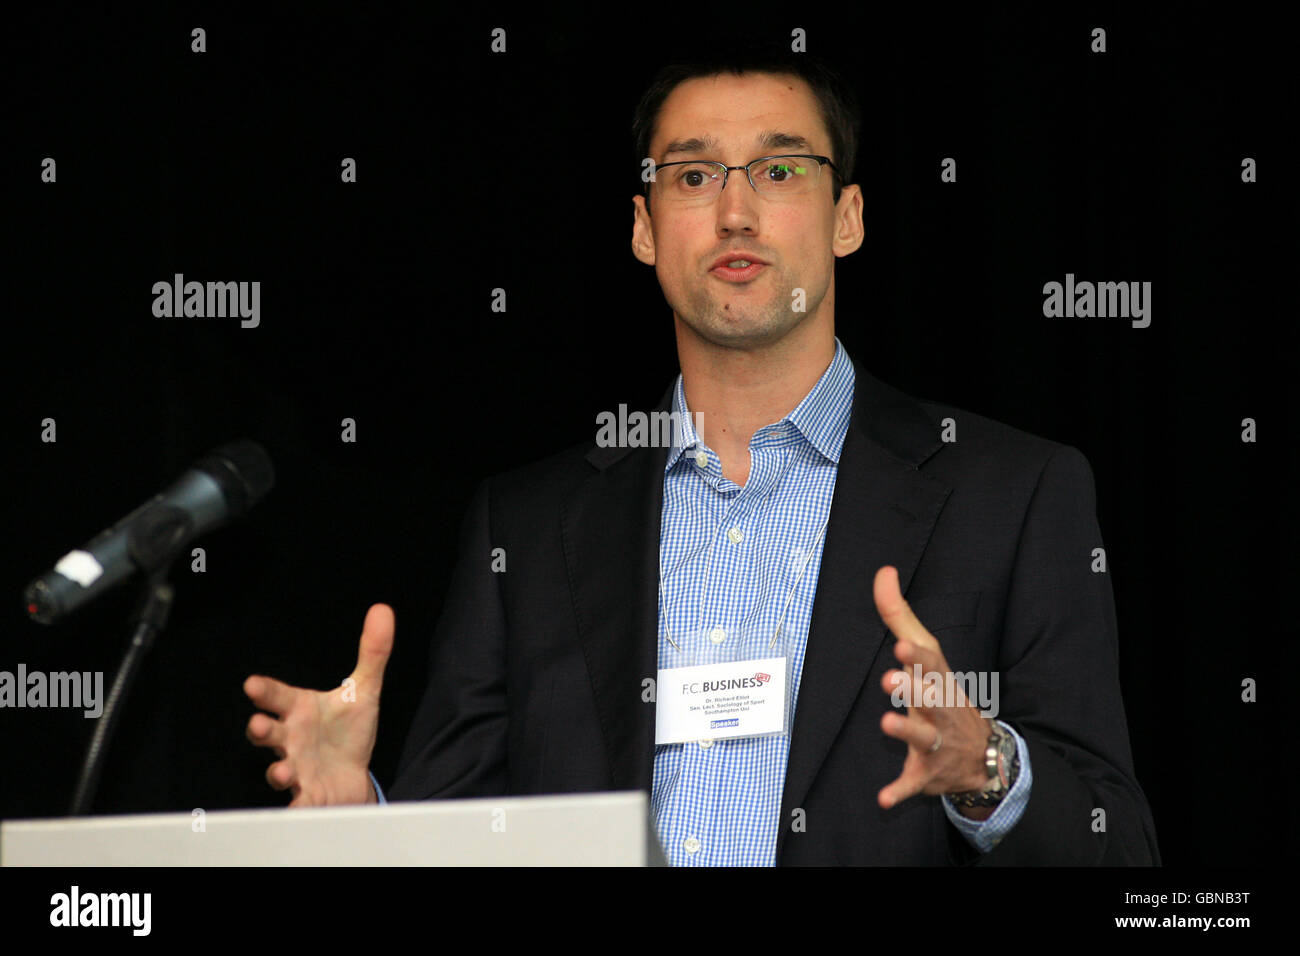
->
[998, 732, 1017, 785]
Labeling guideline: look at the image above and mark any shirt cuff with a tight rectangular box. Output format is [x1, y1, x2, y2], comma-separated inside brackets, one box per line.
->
[369, 770, 387, 805]
[941, 720, 1032, 853]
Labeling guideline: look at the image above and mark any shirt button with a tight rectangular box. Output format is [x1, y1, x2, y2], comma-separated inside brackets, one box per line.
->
[727, 526, 743, 544]
[699, 738, 714, 749]
[695, 450, 709, 469]
[683, 836, 701, 854]
[709, 627, 726, 644]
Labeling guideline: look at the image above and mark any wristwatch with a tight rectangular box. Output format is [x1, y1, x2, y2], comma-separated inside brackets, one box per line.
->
[948, 722, 1020, 809]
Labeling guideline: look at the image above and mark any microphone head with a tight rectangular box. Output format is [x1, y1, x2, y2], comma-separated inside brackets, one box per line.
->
[23, 440, 276, 625]
[194, 440, 275, 516]
[24, 577, 58, 625]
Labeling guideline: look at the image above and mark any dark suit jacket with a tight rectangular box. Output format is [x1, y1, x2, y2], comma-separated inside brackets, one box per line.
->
[387, 360, 1160, 865]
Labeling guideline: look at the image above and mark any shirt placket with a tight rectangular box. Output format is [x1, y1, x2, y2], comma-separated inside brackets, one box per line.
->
[676, 441, 779, 865]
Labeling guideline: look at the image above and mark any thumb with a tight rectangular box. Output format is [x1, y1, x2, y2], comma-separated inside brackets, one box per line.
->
[351, 603, 395, 691]
[872, 566, 940, 651]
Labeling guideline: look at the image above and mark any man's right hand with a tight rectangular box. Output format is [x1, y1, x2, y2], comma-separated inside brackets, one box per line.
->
[244, 603, 395, 807]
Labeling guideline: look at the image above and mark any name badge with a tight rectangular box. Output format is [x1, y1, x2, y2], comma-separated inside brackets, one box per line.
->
[655, 655, 788, 745]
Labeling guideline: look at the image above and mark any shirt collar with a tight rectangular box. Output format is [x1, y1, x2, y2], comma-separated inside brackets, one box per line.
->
[664, 336, 856, 471]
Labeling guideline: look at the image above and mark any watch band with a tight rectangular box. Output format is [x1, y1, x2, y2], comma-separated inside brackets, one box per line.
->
[948, 723, 1020, 808]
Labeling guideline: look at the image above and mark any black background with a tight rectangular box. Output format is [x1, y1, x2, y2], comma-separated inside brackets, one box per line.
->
[3, 3, 1294, 868]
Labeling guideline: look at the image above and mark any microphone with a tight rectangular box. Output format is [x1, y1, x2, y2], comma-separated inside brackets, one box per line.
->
[24, 440, 275, 625]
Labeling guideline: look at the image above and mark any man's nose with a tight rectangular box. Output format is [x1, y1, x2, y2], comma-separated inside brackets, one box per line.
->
[715, 169, 759, 230]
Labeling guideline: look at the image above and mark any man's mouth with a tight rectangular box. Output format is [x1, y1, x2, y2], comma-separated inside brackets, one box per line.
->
[709, 255, 768, 283]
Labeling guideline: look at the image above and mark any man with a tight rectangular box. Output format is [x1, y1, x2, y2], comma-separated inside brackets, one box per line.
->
[244, 53, 1159, 866]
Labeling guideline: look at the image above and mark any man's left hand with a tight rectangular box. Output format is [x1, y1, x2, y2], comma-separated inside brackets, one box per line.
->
[873, 566, 995, 818]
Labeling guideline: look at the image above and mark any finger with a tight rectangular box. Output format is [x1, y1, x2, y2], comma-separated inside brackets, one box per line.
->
[879, 770, 927, 810]
[873, 566, 940, 651]
[882, 667, 910, 698]
[892, 637, 947, 675]
[350, 603, 395, 692]
[245, 712, 286, 753]
[265, 759, 296, 792]
[243, 674, 298, 717]
[882, 667, 921, 717]
[890, 647, 980, 715]
[880, 710, 940, 752]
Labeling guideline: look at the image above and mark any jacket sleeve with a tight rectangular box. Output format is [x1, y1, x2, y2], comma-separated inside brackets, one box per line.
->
[973, 444, 1160, 865]
[385, 478, 510, 800]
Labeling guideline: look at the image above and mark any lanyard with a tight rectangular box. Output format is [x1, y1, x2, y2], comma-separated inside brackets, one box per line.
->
[658, 509, 830, 654]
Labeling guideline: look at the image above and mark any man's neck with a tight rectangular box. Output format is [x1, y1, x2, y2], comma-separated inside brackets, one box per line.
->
[676, 316, 836, 487]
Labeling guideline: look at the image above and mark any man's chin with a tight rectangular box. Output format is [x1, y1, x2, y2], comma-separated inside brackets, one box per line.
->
[683, 312, 798, 350]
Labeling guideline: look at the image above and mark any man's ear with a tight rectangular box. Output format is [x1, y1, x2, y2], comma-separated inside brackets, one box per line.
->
[631, 194, 656, 266]
[832, 183, 865, 258]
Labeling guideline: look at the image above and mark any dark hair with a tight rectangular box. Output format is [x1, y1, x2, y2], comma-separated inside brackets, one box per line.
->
[632, 52, 861, 205]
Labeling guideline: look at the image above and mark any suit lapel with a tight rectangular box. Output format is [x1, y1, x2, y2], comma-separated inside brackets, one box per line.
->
[559, 387, 673, 793]
[774, 363, 951, 861]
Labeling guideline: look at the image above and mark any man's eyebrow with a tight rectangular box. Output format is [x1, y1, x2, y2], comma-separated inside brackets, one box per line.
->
[661, 135, 719, 159]
[757, 130, 813, 153]
[659, 130, 815, 160]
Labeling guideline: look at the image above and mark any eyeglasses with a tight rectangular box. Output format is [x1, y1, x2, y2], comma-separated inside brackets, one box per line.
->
[648, 154, 841, 202]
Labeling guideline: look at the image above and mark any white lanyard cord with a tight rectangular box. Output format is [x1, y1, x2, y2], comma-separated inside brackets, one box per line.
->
[659, 512, 830, 655]
[769, 516, 829, 650]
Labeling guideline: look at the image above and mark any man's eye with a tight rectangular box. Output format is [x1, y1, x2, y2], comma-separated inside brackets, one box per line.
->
[763, 162, 802, 184]
[674, 166, 716, 189]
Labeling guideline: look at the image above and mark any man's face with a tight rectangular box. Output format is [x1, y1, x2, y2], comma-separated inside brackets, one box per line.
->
[632, 71, 863, 350]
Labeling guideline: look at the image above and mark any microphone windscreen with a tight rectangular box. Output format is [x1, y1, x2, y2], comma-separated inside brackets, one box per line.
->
[196, 440, 275, 515]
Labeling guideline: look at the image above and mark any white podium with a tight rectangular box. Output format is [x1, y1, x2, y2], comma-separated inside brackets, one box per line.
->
[1, 791, 666, 866]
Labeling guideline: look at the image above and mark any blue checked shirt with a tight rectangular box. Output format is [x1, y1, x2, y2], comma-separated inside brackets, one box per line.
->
[648, 337, 1031, 866]
[374, 337, 1032, 863]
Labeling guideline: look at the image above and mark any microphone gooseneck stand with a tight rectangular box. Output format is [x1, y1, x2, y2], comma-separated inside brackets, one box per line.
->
[68, 562, 176, 816]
